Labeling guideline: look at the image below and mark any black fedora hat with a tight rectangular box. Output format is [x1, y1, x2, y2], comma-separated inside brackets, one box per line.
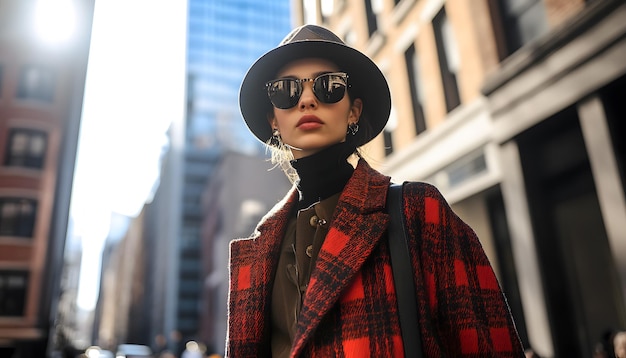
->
[239, 24, 391, 147]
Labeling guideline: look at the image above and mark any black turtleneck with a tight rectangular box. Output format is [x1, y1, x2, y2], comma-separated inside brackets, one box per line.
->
[290, 141, 356, 209]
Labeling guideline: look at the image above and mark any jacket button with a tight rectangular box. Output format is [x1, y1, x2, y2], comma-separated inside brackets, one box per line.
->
[310, 215, 327, 227]
[309, 215, 318, 227]
[306, 245, 313, 258]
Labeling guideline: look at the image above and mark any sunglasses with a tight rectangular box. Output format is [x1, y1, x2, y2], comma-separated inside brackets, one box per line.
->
[266, 72, 349, 109]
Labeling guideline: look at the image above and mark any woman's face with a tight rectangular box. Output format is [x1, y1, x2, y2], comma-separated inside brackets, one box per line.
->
[268, 58, 362, 159]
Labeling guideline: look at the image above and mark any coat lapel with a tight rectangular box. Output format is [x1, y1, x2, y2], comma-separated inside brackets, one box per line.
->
[291, 159, 391, 356]
[228, 186, 299, 351]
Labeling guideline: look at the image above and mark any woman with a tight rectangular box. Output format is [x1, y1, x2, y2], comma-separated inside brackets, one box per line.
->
[228, 24, 524, 357]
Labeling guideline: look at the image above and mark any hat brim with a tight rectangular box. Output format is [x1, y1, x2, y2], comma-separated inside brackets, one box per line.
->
[239, 40, 391, 147]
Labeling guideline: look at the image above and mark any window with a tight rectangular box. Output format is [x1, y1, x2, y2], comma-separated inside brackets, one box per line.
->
[383, 130, 394, 156]
[4, 128, 47, 169]
[383, 107, 398, 157]
[364, 0, 378, 36]
[489, 0, 548, 59]
[433, 8, 461, 113]
[364, 0, 383, 37]
[16, 65, 56, 102]
[0, 198, 37, 238]
[404, 44, 427, 135]
[446, 151, 487, 188]
[0, 270, 29, 317]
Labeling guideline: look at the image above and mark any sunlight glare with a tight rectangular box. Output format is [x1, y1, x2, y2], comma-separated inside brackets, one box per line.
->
[34, 0, 76, 44]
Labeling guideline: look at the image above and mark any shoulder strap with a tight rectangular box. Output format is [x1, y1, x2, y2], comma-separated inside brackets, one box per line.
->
[387, 183, 424, 357]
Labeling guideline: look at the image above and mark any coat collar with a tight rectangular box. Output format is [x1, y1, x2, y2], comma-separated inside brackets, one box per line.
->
[333, 158, 391, 213]
[251, 158, 390, 242]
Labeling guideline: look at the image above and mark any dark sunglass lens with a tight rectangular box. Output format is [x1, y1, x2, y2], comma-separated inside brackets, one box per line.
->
[314, 73, 346, 104]
[268, 79, 301, 109]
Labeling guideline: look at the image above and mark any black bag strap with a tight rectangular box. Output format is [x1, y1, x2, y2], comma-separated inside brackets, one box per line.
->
[387, 183, 424, 357]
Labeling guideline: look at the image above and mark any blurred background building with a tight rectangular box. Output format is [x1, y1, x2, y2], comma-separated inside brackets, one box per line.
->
[92, 1, 293, 357]
[0, 0, 624, 357]
[0, 0, 94, 356]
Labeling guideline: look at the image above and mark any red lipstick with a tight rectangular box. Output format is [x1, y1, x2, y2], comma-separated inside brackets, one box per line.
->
[297, 115, 323, 130]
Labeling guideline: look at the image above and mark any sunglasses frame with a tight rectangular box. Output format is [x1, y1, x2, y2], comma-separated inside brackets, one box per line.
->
[265, 72, 349, 109]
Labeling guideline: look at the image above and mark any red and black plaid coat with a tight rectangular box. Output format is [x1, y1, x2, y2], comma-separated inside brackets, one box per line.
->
[227, 159, 524, 357]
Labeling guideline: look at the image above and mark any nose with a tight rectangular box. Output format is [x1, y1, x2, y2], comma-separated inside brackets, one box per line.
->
[298, 79, 318, 110]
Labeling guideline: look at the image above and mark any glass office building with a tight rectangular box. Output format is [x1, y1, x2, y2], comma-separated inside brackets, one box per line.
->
[172, 0, 292, 353]
[186, 0, 292, 154]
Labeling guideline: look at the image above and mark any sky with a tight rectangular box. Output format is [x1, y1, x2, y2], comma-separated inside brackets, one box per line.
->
[65, 0, 188, 310]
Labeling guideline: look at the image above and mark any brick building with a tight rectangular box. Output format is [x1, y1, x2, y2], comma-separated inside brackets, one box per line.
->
[0, 0, 93, 356]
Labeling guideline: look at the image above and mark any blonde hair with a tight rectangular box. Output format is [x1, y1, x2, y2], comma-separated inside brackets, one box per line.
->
[265, 136, 299, 184]
[265, 137, 364, 184]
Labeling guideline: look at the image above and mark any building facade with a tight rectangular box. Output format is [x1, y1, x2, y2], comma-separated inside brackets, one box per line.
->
[296, 0, 626, 356]
[0, 0, 94, 356]
[119, 1, 294, 355]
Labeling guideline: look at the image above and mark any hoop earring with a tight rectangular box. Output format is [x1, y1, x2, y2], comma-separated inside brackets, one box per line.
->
[347, 122, 359, 136]
[270, 129, 283, 147]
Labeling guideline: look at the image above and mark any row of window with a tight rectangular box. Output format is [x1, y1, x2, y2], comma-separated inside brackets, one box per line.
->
[0, 200, 35, 318]
[329, 0, 547, 156]
[0, 64, 56, 102]
[1, 65, 52, 173]
[0, 64, 55, 319]
[384, 7, 459, 155]
[361, 0, 546, 62]
[1, 128, 43, 238]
